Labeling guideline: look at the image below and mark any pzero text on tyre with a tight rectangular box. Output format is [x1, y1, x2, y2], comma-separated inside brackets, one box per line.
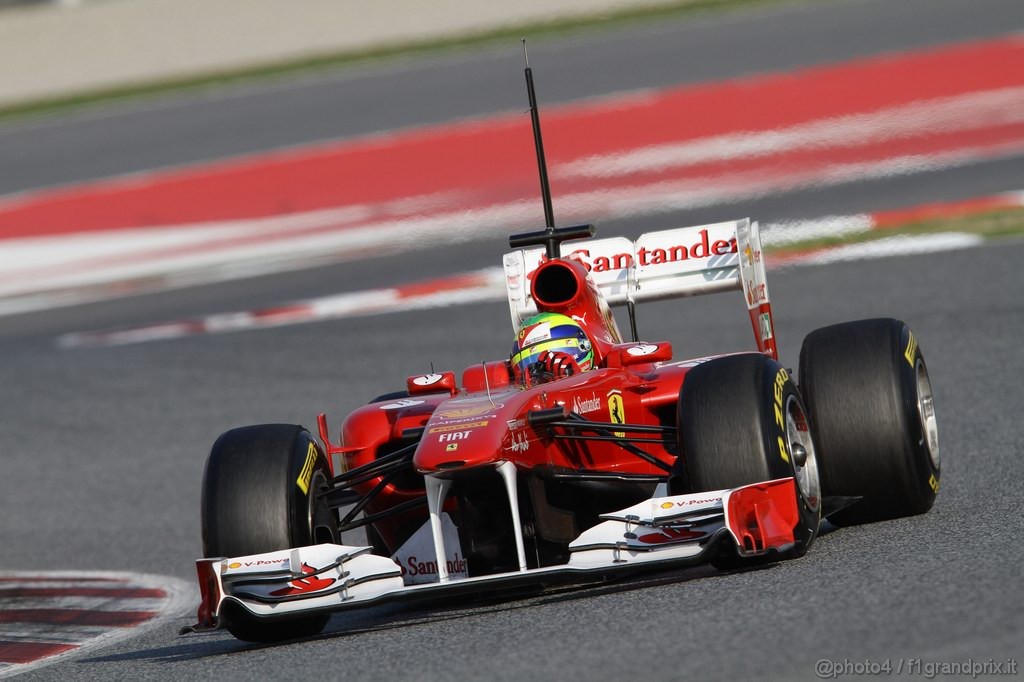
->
[798, 318, 939, 526]
[672, 353, 821, 565]
[201, 423, 335, 641]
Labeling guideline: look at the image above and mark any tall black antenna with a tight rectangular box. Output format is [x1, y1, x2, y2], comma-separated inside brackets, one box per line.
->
[523, 39, 555, 229]
[508, 40, 595, 259]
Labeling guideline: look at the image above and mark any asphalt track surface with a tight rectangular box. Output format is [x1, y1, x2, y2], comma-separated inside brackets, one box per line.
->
[1, 0, 1023, 679]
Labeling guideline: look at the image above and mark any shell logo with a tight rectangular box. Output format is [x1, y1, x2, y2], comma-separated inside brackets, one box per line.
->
[436, 405, 494, 419]
[660, 502, 674, 510]
[228, 562, 241, 569]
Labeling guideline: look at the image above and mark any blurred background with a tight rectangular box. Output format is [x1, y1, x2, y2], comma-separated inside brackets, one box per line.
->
[0, 0, 1021, 678]
[0, 0, 1021, 316]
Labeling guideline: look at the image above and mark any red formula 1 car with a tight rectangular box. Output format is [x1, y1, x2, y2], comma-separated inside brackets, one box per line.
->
[187, 217, 941, 642]
[185, 58, 941, 644]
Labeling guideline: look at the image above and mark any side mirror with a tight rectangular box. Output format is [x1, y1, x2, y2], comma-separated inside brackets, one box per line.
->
[604, 342, 673, 368]
[406, 372, 458, 396]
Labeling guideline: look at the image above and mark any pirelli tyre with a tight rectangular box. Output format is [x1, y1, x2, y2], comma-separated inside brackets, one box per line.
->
[798, 318, 940, 526]
[201, 424, 336, 642]
[671, 353, 821, 568]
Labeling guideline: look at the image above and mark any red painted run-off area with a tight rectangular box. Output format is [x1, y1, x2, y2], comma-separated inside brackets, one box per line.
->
[0, 578, 168, 667]
[0, 641, 78, 665]
[1, 35, 1022, 238]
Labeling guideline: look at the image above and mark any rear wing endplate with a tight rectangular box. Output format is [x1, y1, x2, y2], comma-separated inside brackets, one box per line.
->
[502, 218, 777, 358]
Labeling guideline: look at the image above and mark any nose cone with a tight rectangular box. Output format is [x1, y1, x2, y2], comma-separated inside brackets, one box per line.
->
[413, 394, 523, 474]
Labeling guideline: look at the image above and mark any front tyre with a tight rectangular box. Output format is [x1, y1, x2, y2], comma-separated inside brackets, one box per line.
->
[201, 424, 335, 641]
[671, 354, 821, 567]
[799, 318, 940, 526]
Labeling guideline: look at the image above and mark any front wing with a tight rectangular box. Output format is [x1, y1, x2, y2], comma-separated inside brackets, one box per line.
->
[185, 478, 799, 632]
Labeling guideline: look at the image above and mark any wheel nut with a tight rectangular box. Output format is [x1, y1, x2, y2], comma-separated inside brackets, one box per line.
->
[792, 442, 807, 467]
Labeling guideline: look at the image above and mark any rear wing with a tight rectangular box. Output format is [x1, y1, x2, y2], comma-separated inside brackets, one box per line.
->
[502, 218, 777, 358]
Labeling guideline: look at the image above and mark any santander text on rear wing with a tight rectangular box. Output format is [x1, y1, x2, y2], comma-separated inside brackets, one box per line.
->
[502, 218, 777, 358]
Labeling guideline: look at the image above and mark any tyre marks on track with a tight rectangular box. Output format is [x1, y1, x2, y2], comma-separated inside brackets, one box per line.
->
[0, 572, 193, 678]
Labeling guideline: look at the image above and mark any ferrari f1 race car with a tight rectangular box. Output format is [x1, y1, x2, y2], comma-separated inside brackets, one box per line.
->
[185, 56, 941, 644]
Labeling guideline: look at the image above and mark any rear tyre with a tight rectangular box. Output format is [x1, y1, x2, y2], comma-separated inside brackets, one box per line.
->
[799, 318, 939, 526]
[671, 354, 821, 568]
[201, 424, 335, 642]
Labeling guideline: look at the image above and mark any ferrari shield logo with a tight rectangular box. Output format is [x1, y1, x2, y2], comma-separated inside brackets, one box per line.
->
[607, 393, 625, 438]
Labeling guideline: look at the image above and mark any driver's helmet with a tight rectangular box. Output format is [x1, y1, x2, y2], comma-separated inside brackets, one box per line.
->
[511, 312, 594, 385]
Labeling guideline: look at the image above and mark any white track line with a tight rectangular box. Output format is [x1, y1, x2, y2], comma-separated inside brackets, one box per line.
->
[556, 86, 1024, 179]
[799, 232, 984, 263]
[55, 230, 985, 349]
[4, 138, 1024, 320]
